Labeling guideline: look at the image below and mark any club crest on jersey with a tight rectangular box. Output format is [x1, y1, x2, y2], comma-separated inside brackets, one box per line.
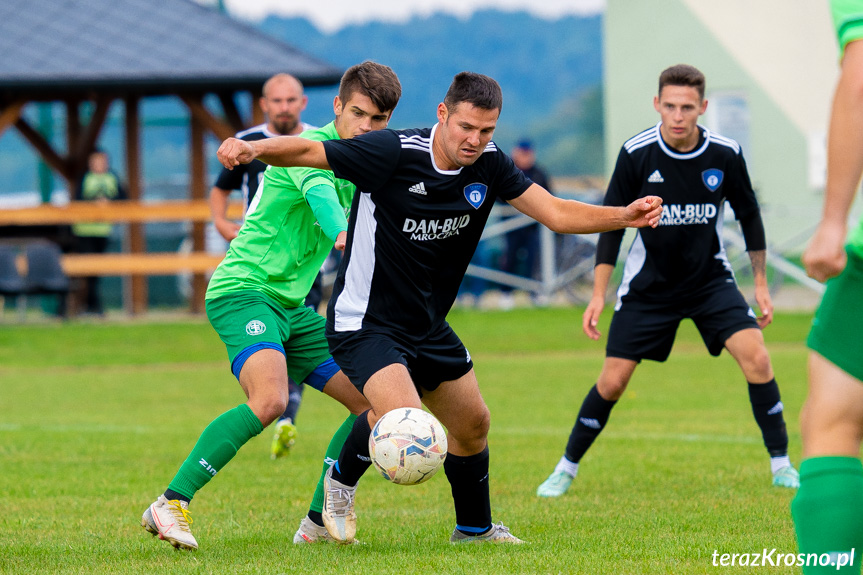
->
[464, 183, 488, 209]
[702, 169, 723, 192]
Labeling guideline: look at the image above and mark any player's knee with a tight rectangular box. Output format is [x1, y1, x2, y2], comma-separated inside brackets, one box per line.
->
[597, 379, 627, 401]
[250, 393, 287, 425]
[476, 406, 491, 438]
[745, 346, 773, 379]
[458, 406, 490, 443]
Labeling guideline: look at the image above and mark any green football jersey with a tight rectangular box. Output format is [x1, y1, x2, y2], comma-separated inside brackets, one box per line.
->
[206, 122, 353, 308]
[832, 0, 863, 255]
[73, 172, 122, 237]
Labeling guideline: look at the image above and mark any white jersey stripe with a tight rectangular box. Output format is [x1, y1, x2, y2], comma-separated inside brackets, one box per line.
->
[710, 134, 741, 154]
[626, 134, 658, 154]
[334, 193, 377, 332]
[399, 134, 431, 145]
[615, 232, 647, 310]
[401, 144, 432, 153]
[624, 127, 658, 151]
[713, 201, 735, 275]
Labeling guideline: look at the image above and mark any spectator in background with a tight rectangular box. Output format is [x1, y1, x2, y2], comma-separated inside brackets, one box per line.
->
[498, 139, 553, 309]
[208, 72, 317, 460]
[208, 73, 313, 240]
[72, 148, 127, 315]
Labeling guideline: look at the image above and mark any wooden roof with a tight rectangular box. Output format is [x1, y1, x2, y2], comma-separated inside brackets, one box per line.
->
[0, 0, 342, 100]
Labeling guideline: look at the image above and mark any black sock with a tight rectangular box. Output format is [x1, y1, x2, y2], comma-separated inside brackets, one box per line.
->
[748, 379, 788, 457]
[444, 446, 492, 534]
[163, 489, 190, 504]
[564, 384, 618, 463]
[307, 510, 323, 527]
[331, 410, 372, 486]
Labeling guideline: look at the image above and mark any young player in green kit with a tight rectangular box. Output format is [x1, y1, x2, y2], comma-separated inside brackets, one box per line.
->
[791, 2, 863, 572]
[141, 61, 401, 550]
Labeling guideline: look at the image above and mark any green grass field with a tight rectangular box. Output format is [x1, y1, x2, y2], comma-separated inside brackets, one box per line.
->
[0, 308, 813, 574]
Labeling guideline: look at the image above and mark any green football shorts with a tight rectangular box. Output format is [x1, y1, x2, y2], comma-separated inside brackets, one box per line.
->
[206, 290, 332, 387]
[807, 248, 863, 381]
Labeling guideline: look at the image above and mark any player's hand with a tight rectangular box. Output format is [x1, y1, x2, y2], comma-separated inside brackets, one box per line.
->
[624, 195, 663, 228]
[217, 138, 257, 169]
[753, 283, 773, 328]
[334, 230, 347, 252]
[802, 222, 848, 283]
[214, 218, 241, 241]
[582, 295, 605, 340]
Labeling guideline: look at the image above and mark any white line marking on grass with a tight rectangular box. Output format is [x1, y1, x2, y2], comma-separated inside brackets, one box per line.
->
[603, 430, 761, 445]
[504, 426, 761, 445]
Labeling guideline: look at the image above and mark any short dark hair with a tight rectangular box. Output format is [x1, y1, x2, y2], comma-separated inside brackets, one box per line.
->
[443, 72, 503, 113]
[658, 64, 706, 100]
[338, 61, 401, 114]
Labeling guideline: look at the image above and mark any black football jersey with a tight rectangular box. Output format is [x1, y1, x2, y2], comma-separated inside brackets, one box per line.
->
[322, 126, 532, 338]
[214, 123, 314, 209]
[599, 123, 761, 304]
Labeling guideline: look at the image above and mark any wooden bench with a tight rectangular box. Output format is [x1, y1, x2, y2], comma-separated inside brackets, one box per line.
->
[15, 252, 225, 277]
[0, 199, 242, 313]
[0, 199, 242, 225]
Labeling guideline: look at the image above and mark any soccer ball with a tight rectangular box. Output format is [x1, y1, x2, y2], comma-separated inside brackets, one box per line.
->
[368, 407, 448, 485]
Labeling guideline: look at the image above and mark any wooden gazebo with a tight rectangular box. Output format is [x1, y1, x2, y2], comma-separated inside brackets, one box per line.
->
[0, 0, 342, 313]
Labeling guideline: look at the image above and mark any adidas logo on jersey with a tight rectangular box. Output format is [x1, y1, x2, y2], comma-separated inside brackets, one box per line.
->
[647, 170, 664, 183]
[409, 182, 427, 195]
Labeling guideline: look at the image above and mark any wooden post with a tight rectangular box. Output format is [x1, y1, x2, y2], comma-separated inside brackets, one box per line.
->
[0, 100, 25, 137]
[218, 92, 245, 133]
[125, 96, 147, 315]
[65, 99, 82, 315]
[251, 88, 264, 126]
[65, 100, 82, 186]
[189, 108, 207, 313]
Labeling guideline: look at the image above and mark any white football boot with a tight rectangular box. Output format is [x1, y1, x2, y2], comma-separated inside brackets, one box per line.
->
[141, 495, 198, 550]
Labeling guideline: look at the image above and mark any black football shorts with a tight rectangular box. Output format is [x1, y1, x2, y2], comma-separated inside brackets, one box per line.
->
[327, 322, 474, 394]
[606, 278, 760, 362]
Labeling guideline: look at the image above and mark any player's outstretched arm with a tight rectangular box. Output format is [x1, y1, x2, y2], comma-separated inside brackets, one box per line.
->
[509, 184, 662, 234]
[217, 136, 330, 170]
[803, 39, 863, 282]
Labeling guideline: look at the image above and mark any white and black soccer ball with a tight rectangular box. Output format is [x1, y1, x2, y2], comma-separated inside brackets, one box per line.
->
[368, 407, 448, 485]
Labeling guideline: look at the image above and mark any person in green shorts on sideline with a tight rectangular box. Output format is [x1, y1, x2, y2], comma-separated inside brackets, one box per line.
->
[791, 2, 863, 573]
[140, 61, 402, 551]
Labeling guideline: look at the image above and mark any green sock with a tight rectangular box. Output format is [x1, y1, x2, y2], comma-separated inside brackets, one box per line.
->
[167, 404, 264, 500]
[792, 457, 863, 574]
[310, 413, 357, 514]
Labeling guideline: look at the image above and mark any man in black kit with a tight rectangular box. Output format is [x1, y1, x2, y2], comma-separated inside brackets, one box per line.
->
[536, 64, 799, 499]
[217, 71, 663, 544]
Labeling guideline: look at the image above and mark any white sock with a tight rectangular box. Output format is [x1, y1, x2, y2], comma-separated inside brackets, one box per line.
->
[554, 456, 579, 478]
[770, 455, 791, 474]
